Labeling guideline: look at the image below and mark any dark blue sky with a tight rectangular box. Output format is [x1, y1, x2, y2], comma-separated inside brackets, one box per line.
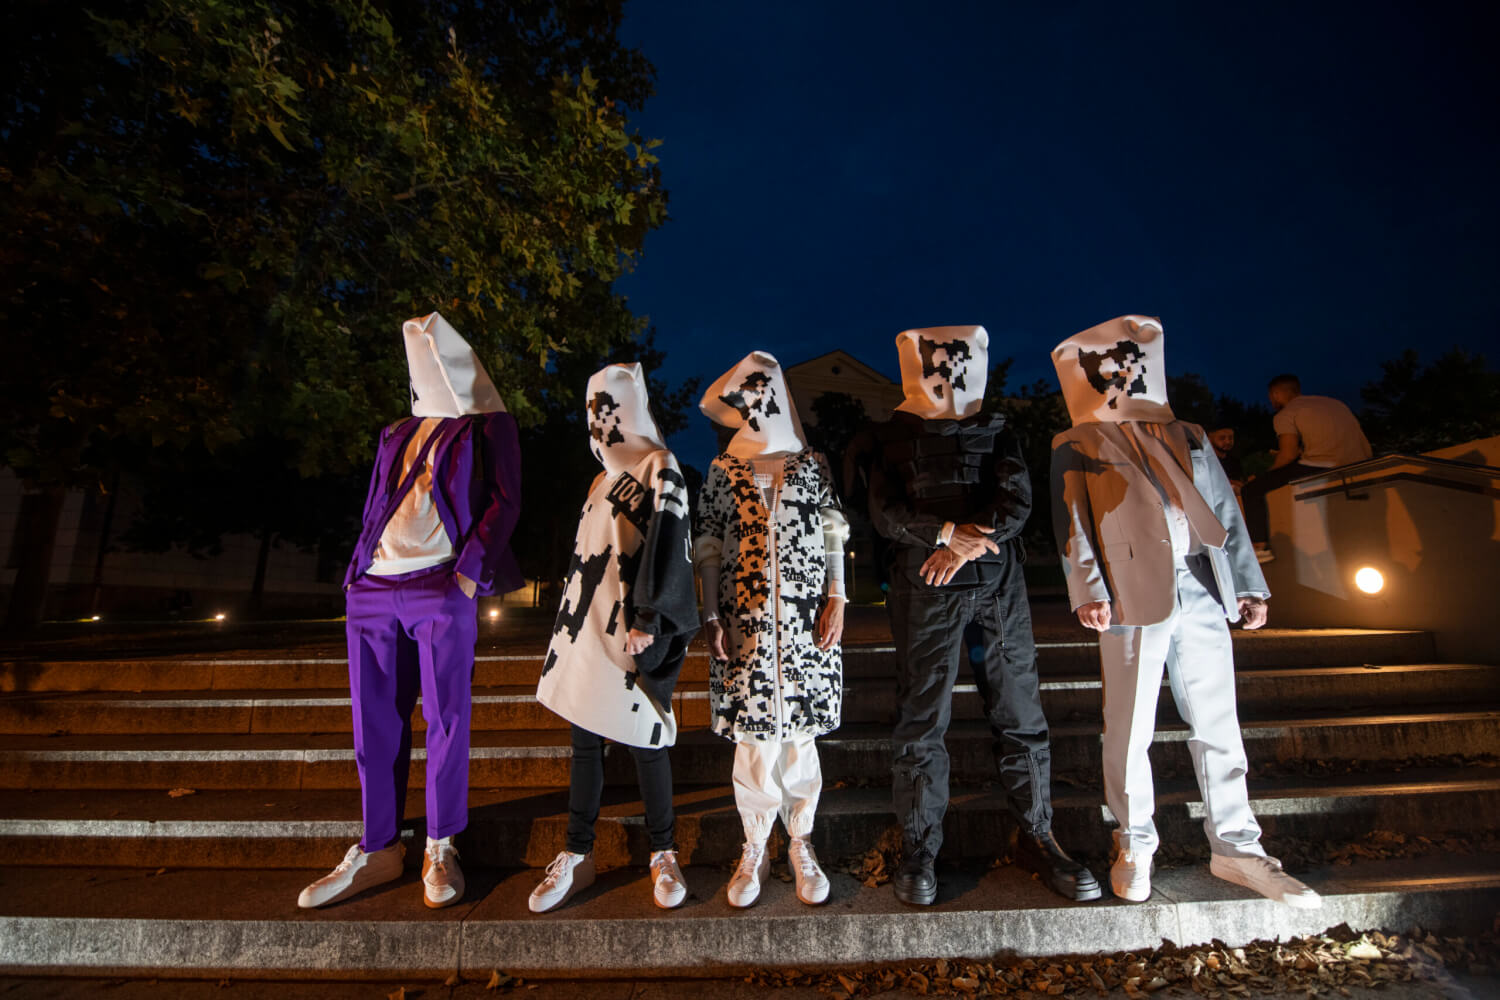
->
[616, 1, 1498, 459]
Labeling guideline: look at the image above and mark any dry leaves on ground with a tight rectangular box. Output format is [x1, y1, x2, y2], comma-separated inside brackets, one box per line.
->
[744, 924, 1500, 997]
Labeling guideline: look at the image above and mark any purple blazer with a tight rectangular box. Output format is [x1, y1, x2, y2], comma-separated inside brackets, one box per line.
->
[344, 412, 523, 596]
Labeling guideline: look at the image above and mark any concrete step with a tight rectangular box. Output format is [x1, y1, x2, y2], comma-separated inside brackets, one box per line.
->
[4, 663, 1494, 735]
[1, 855, 1495, 980]
[3, 710, 1497, 790]
[0, 627, 1440, 694]
[2, 769, 1496, 869]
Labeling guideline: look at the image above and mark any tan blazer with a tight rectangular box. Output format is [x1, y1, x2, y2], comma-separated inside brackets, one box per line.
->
[1050, 420, 1269, 627]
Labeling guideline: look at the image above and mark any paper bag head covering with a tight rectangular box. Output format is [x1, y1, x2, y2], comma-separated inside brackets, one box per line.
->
[894, 325, 989, 421]
[585, 362, 667, 477]
[700, 351, 807, 459]
[1051, 315, 1174, 426]
[403, 311, 506, 418]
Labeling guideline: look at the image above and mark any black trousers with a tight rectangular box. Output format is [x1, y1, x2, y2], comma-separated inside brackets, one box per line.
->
[1240, 461, 1318, 544]
[565, 724, 675, 854]
[888, 555, 1052, 855]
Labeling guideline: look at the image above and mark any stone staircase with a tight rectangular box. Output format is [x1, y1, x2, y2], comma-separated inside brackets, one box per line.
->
[1, 621, 1498, 980]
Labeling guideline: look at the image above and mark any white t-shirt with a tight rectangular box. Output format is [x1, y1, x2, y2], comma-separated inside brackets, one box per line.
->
[368, 418, 455, 576]
[1272, 395, 1372, 469]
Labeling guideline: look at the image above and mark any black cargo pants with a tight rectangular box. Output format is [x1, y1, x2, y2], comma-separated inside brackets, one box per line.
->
[888, 553, 1052, 855]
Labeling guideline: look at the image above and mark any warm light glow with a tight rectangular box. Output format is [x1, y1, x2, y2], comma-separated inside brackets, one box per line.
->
[214, 612, 227, 621]
[90, 615, 101, 622]
[1354, 567, 1385, 595]
[488, 608, 501, 620]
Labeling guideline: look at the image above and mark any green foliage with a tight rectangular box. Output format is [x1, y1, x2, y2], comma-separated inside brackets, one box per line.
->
[0, 0, 669, 608]
[805, 391, 868, 492]
[1360, 348, 1500, 455]
[0, 0, 667, 496]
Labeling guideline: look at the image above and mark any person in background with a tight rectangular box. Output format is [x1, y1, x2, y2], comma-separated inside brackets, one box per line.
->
[1050, 315, 1320, 910]
[1241, 374, 1372, 561]
[1207, 426, 1244, 486]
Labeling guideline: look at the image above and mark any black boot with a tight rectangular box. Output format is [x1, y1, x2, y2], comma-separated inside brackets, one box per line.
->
[1015, 832, 1101, 901]
[893, 847, 937, 906]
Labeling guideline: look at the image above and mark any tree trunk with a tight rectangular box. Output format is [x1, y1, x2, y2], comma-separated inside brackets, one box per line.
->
[89, 471, 121, 615]
[250, 526, 273, 615]
[5, 486, 67, 632]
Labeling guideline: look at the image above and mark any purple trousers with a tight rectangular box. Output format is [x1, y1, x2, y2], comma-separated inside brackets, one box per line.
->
[345, 567, 477, 851]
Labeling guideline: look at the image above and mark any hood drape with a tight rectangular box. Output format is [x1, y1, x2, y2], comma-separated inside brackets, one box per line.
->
[894, 325, 989, 421]
[1051, 315, 1173, 427]
[403, 311, 506, 418]
[586, 362, 668, 477]
[700, 351, 807, 459]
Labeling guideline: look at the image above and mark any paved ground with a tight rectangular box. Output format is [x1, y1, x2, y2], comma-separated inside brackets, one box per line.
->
[0, 972, 1492, 999]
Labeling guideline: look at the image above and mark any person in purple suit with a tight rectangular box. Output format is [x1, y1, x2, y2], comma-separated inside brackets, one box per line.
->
[298, 311, 522, 911]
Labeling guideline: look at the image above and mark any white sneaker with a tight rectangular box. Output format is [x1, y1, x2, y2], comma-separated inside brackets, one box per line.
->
[788, 836, 829, 905]
[297, 842, 404, 909]
[529, 851, 595, 913]
[726, 841, 770, 908]
[650, 849, 688, 909]
[422, 836, 464, 909]
[1211, 854, 1322, 909]
[1110, 848, 1153, 902]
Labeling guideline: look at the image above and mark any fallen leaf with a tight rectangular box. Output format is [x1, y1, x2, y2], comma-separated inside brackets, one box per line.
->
[1347, 943, 1382, 960]
[486, 969, 511, 990]
[167, 788, 197, 798]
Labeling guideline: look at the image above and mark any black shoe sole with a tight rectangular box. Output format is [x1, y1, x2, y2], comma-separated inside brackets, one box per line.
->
[894, 884, 937, 906]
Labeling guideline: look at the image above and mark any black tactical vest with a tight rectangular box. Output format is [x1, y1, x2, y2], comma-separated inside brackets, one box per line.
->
[880, 411, 1008, 525]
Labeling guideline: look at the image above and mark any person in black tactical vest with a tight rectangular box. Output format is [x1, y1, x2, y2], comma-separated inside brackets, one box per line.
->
[868, 325, 1100, 906]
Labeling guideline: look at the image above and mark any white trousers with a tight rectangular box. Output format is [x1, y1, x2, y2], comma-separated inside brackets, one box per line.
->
[1097, 558, 1264, 859]
[732, 734, 822, 843]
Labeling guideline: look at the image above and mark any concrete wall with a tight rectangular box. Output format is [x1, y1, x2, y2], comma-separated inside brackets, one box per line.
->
[1258, 437, 1500, 661]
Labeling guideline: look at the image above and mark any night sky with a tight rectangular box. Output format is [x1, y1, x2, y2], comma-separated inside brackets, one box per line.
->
[616, 1, 1499, 461]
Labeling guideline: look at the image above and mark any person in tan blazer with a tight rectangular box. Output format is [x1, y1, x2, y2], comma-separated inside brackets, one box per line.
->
[1049, 315, 1320, 910]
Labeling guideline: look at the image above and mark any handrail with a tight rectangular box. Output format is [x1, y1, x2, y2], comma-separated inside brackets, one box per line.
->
[1290, 453, 1500, 502]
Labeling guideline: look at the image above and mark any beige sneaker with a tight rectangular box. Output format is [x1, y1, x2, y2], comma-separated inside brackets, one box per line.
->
[529, 851, 595, 913]
[726, 841, 770, 908]
[297, 842, 404, 909]
[422, 836, 464, 909]
[1110, 847, 1153, 903]
[788, 836, 829, 905]
[1211, 854, 1321, 909]
[650, 849, 688, 909]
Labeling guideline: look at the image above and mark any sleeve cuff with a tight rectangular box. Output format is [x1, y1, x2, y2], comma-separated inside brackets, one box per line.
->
[632, 608, 662, 635]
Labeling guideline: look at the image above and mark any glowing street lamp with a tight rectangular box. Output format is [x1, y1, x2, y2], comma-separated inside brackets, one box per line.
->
[1354, 567, 1384, 595]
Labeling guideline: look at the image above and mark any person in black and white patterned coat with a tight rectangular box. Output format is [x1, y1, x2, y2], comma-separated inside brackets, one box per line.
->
[529, 363, 699, 915]
[694, 351, 848, 909]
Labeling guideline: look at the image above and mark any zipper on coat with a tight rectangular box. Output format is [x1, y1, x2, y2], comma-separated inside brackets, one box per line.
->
[770, 488, 784, 742]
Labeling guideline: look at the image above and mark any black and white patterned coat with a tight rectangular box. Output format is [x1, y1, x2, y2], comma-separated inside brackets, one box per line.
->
[537, 448, 698, 748]
[695, 448, 843, 742]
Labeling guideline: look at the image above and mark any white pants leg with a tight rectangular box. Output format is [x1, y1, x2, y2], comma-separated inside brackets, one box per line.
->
[732, 735, 822, 842]
[1098, 560, 1264, 859]
[776, 734, 822, 838]
[1164, 564, 1263, 858]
